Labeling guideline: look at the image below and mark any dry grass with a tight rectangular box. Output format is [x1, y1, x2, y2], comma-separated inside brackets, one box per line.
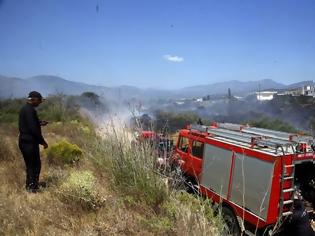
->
[0, 123, 152, 236]
[0, 117, 222, 236]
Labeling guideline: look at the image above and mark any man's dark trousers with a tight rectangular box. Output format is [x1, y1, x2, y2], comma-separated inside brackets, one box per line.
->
[18, 139, 41, 191]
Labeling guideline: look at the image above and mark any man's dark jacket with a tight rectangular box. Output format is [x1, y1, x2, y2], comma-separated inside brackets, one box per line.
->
[19, 103, 45, 144]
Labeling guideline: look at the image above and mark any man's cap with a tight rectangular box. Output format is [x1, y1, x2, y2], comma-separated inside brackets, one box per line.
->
[27, 91, 44, 100]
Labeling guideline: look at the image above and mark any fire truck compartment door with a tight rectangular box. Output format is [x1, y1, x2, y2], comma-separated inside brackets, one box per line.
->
[230, 153, 274, 220]
[200, 144, 232, 198]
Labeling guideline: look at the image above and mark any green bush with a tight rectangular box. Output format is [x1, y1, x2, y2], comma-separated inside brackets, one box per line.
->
[0, 98, 24, 123]
[58, 170, 105, 210]
[46, 139, 83, 165]
[0, 96, 81, 124]
[38, 95, 81, 122]
[80, 92, 101, 105]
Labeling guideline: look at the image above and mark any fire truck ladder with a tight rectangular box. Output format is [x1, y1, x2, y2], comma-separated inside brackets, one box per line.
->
[191, 124, 295, 154]
[242, 126, 314, 144]
[279, 155, 295, 218]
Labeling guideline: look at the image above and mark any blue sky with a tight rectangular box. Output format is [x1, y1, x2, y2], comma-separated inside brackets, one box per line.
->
[0, 0, 314, 89]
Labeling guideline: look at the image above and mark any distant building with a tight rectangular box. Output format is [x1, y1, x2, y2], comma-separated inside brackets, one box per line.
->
[302, 85, 315, 96]
[281, 85, 315, 97]
[174, 98, 189, 105]
[256, 91, 277, 101]
[195, 98, 203, 102]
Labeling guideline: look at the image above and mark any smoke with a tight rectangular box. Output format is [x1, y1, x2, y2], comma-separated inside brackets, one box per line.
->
[78, 93, 144, 141]
[143, 95, 314, 133]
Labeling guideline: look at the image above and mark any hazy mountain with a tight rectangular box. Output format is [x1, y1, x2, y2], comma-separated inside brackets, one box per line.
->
[177, 79, 286, 97]
[0, 74, 312, 100]
[0, 75, 30, 98]
[25, 75, 110, 96]
[0, 75, 168, 100]
[285, 80, 314, 89]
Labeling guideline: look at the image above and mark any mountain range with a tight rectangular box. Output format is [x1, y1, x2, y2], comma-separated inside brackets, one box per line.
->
[0, 74, 313, 100]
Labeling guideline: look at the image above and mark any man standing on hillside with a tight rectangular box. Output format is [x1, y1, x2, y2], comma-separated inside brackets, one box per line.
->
[18, 91, 48, 193]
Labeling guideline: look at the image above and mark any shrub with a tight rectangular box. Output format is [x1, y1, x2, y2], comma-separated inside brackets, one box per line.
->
[0, 96, 81, 124]
[58, 170, 105, 210]
[0, 98, 24, 123]
[46, 139, 83, 165]
[38, 95, 81, 122]
[80, 92, 101, 105]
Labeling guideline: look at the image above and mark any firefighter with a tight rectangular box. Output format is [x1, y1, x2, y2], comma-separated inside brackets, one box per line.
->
[18, 91, 48, 193]
[282, 199, 315, 236]
[197, 118, 203, 125]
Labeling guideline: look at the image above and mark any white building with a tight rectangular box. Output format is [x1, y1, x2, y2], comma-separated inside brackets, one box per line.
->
[302, 85, 315, 96]
[256, 91, 278, 101]
[195, 98, 203, 102]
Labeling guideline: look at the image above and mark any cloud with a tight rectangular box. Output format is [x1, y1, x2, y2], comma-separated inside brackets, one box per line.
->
[163, 54, 184, 63]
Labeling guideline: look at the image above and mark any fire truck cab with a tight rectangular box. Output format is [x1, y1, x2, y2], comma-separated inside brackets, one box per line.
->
[173, 123, 315, 235]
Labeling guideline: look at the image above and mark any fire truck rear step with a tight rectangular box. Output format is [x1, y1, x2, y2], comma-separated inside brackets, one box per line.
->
[282, 188, 295, 193]
[283, 200, 294, 205]
[285, 164, 294, 168]
[283, 176, 294, 180]
[282, 211, 293, 217]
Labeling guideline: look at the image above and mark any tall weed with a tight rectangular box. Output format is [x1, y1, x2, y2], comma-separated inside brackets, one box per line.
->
[107, 130, 168, 210]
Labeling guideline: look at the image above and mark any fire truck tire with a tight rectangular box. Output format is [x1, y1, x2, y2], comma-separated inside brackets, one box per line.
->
[222, 206, 241, 236]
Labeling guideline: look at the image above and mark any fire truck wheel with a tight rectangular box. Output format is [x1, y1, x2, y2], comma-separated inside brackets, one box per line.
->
[222, 206, 241, 236]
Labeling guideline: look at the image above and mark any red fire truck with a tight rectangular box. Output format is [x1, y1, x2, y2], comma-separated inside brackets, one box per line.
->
[134, 130, 173, 159]
[172, 123, 315, 235]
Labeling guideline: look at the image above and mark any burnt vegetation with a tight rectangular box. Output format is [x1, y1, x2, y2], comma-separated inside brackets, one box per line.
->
[147, 94, 315, 135]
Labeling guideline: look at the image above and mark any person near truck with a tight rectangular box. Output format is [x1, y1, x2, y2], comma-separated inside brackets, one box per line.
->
[282, 199, 315, 236]
[18, 91, 48, 193]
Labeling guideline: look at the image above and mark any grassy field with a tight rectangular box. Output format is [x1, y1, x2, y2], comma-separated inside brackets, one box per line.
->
[0, 97, 223, 236]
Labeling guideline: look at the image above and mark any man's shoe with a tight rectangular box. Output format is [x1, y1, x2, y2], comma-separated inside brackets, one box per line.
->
[26, 187, 38, 193]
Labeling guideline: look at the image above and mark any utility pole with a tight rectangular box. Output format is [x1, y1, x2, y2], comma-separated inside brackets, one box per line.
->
[258, 83, 261, 103]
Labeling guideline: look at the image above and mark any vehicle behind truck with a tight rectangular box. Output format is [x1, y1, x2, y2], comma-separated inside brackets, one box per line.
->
[172, 122, 315, 235]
